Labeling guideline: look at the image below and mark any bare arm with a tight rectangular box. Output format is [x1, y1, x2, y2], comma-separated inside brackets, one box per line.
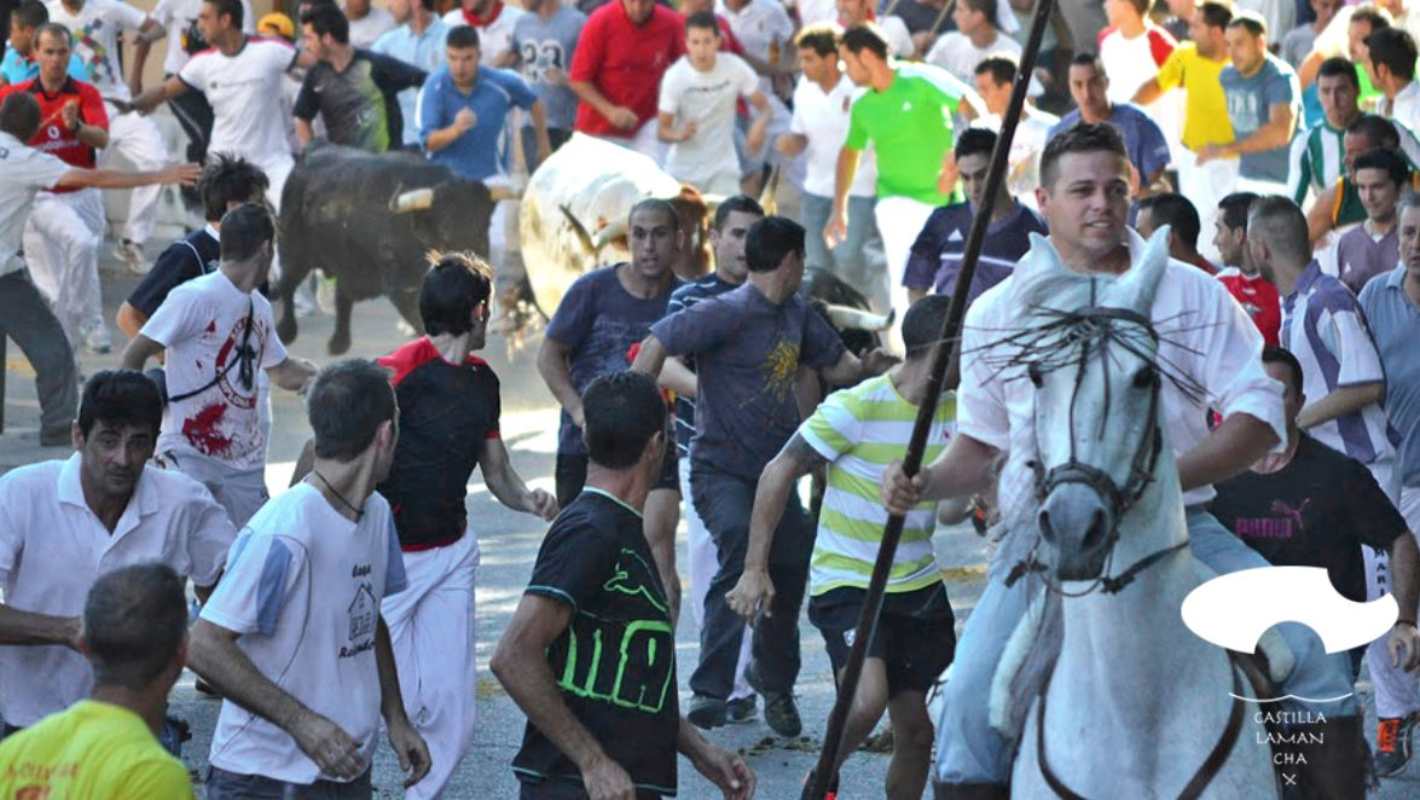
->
[1229, 102, 1297, 156]
[295, 117, 315, 148]
[881, 432, 1000, 514]
[568, 80, 634, 130]
[1387, 533, 1420, 671]
[132, 76, 189, 114]
[120, 333, 166, 370]
[657, 110, 692, 143]
[745, 91, 772, 153]
[644, 488, 682, 627]
[374, 616, 431, 787]
[1296, 382, 1385, 430]
[1307, 184, 1339, 245]
[529, 100, 552, 164]
[266, 357, 319, 393]
[832, 147, 862, 216]
[116, 302, 148, 340]
[538, 336, 586, 428]
[1298, 50, 1323, 88]
[0, 604, 81, 649]
[127, 19, 163, 96]
[629, 334, 669, 380]
[657, 356, 697, 398]
[54, 162, 199, 191]
[776, 132, 808, 157]
[479, 437, 558, 519]
[1176, 412, 1280, 491]
[1132, 77, 1164, 106]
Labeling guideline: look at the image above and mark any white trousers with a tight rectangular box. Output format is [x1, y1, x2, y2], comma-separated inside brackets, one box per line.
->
[681, 457, 752, 701]
[873, 195, 936, 351]
[102, 104, 168, 246]
[1366, 470, 1420, 719]
[1175, 151, 1239, 265]
[381, 531, 480, 800]
[254, 154, 295, 284]
[22, 189, 105, 347]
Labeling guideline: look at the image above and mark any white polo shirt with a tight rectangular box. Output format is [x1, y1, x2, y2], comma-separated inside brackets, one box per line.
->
[442, 4, 528, 65]
[958, 228, 1287, 554]
[0, 132, 68, 277]
[178, 36, 297, 165]
[790, 73, 876, 199]
[0, 454, 236, 727]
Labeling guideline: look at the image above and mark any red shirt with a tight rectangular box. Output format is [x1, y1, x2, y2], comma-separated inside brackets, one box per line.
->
[569, 0, 684, 136]
[4, 77, 108, 195]
[1216, 267, 1282, 347]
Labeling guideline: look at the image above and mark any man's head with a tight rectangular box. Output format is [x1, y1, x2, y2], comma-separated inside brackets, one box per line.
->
[220, 203, 277, 283]
[34, 24, 72, 85]
[1349, 6, 1392, 77]
[1399, 194, 1420, 277]
[1067, 53, 1111, 121]
[1135, 192, 1202, 259]
[1104, 0, 1148, 28]
[420, 251, 493, 349]
[1353, 147, 1409, 224]
[710, 195, 764, 283]
[74, 371, 163, 500]
[1036, 123, 1131, 260]
[307, 359, 399, 480]
[955, 128, 1007, 212]
[1224, 13, 1268, 74]
[745, 216, 807, 291]
[446, 25, 481, 85]
[1311, 0, 1342, 30]
[199, 0, 243, 44]
[686, 11, 722, 70]
[902, 294, 951, 362]
[0, 93, 41, 141]
[1262, 347, 1305, 422]
[837, 0, 873, 27]
[1246, 195, 1311, 282]
[1365, 27, 1418, 91]
[1214, 191, 1259, 266]
[839, 24, 889, 86]
[82, 563, 188, 697]
[795, 23, 840, 84]
[301, 3, 350, 60]
[199, 154, 269, 223]
[621, 0, 656, 25]
[627, 198, 681, 281]
[346, 0, 371, 18]
[1189, 2, 1231, 58]
[9, 1, 49, 56]
[1343, 113, 1401, 176]
[1317, 57, 1361, 128]
[581, 371, 666, 477]
[953, 0, 998, 36]
[973, 56, 1016, 115]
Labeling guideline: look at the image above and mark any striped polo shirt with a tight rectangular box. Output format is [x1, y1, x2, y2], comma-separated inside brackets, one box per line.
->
[1290, 119, 1420, 207]
[798, 374, 955, 596]
[1280, 261, 1397, 466]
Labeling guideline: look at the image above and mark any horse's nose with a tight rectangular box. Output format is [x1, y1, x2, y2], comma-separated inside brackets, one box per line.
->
[1038, 484, 1114, 553]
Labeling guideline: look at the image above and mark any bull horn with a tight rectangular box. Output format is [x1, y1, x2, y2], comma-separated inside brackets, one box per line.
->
[488, 184, 522, 202]
[822, 303, 895, 331]
[391, 187, 434, 214]
[559, 204, 598, 256]
[592, 219, 627, 251]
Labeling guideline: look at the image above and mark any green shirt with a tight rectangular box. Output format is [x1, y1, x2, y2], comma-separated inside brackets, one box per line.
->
[845, 63, 965, 205]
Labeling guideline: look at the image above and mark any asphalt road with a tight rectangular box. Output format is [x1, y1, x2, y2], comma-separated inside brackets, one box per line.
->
[2, 259, 1418, 798]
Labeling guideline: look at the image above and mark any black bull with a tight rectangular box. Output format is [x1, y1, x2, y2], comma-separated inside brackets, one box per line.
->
[273, 143, 496, 355]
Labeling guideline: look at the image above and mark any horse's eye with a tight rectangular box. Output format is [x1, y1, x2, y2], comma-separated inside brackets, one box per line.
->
[1028, 363, 1044, 387]
[1133, 367, 1158, 388]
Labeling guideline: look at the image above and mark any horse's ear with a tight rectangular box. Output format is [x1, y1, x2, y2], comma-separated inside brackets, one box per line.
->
[1014, 232, 1068, 280]
[1110, 225, 1170, 312]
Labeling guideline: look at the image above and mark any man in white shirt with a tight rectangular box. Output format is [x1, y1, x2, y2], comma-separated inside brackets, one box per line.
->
[776, 23, 880, 300]
[657, 12, 770, 195]
[45, 0, 170, 272]
[835, 0, 912, 57]
[969, 55, 1058, 210]
[443, 0, 525, 66]
[1368, 26, 1420, 134]
[120, 204, 318, 529]
[0, 92, 197, 447]
[715, 0, 795, 193]
[924, 0, 1023, 85]
[190, 359, 431, 799]
[0, 369, 236, 734]
[344, 0, 395, 47]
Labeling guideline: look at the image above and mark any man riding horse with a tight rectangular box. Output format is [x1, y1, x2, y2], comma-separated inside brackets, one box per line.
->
[882, 123, 1404, 798]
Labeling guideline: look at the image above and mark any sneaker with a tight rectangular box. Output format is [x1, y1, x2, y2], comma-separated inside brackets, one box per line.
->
[114, 239, 148, 275]
[1375, 715, 1415, 777]
[726, 695, 757, 724]
[747, 664, 801, 737]
[83, 328, 112, 355]
[687, 693, 727, 730]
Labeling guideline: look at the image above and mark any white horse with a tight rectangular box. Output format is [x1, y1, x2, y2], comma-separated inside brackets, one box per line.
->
[986, 232, 1283, 798]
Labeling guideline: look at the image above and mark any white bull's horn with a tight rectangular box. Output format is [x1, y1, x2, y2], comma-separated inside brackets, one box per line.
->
[391, 187, 434, 213]
[592, 220, 627, 251]
[822, 304, 895, 331]
[488, 184, 522, 202]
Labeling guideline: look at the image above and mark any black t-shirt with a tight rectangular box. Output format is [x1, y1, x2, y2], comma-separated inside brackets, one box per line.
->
[1212, 435, 1406, 602]
[514, 491, 679, 796]
[127, 228, 221, 316]
[375, 337, 501, 551]
[293, 49, 427, 153]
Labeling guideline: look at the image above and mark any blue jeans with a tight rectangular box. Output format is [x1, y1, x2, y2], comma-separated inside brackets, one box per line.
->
[800, 192, 879, 294]
[932, 508, 1359, 786]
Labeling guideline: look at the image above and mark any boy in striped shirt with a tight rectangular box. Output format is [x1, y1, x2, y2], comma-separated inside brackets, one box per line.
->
[726, 295, 958, 799]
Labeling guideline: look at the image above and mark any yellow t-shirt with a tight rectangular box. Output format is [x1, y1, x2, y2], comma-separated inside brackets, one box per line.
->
[0, 700, 194, 800]
[1155, 43, 1235, 151]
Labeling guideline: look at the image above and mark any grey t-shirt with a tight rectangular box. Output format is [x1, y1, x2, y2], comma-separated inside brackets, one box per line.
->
[513, 6, 587, 131]
[1219, 54, 1299, 184]
[651, 283, 846, 480]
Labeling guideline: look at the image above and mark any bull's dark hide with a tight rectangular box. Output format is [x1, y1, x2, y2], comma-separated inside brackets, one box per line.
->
[800, 267, 878, 357]
[275, 142, 496, 355]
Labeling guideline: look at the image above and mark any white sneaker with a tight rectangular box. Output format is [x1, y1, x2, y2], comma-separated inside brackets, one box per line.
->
[83, 327, 112, 355]
[114, 239, 148, 275]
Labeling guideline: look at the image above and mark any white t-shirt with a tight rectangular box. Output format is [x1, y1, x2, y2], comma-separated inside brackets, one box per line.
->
[141, 270, 287, 472]
[796, 0, 837, 27]
[790, 73, 876, 198]
[877, 15, 916, 59]
[659, 53, 759, 187]
[970, 105, 1058, 209]
[717, 0, 795, 95]
[45, 0, 150, 101]
[179, 36, 296, 164]
[0, 132, 68, 277]
[0, 454, 236, 727]
[150, 0, 255, 75]
[442, 4, 527, 65]
[202, 484, 408, 784]
[346, 5, 396, 49]
[925, 30, 1040, 96]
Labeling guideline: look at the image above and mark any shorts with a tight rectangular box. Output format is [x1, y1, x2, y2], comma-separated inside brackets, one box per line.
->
[809, 582, 956, 696]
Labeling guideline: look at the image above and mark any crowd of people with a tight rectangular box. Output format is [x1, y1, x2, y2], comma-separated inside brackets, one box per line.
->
[3, 0, 1420, 797]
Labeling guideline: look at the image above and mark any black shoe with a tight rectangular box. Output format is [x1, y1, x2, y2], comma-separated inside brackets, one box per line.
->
[726, 695, 757, 724]
[687, 693, 727, 729]
[747, 664, 801, 737]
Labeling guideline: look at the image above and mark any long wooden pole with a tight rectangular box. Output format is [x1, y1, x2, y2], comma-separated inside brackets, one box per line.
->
[801, 2, 1056, 796]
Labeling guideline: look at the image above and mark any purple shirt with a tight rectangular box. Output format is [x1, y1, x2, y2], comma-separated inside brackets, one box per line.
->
[1335, 225, 1398, 295]
[902, 199, 1047, 303]
[1050, 103, 1171, 183]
